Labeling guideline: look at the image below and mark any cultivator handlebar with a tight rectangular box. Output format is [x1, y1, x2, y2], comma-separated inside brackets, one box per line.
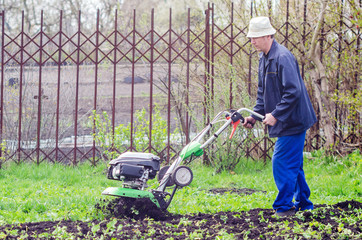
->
[198, 108, 264, 149]
[157, 108, 264, 191]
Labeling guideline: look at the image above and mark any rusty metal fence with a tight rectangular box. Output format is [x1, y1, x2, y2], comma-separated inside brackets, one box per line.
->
[0, 1, 361, 166]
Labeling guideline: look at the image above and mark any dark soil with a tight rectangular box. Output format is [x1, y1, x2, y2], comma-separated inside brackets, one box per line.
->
[0, 190, 361, 239]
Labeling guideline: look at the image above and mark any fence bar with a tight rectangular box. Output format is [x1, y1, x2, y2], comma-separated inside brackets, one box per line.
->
[229, 3, 234, 107]
[211, 3, 215, 109]
[55, 11, 63, 162]
[0, 11, 5, 165]
[285, 0, 289, 48]
[167, 8, 172, 161]
[248, 1, 253, 95]
[186, 8, 191, 144]
[111, 10, 118, 149]
[301, 0, 307, 80]
[148, 9, 155, 153]
[17, 12, 25, 163]
[130, 9, 136, 151]
[74, 11, 81, 165]
[92, 10, 100, 164]
[36, 11, 44, 164]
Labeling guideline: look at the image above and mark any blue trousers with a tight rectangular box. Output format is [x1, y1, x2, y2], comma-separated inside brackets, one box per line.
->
[272, 131, 313, 212]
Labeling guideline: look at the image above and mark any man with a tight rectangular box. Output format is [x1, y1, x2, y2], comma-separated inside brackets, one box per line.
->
[242, 16, 317, 217]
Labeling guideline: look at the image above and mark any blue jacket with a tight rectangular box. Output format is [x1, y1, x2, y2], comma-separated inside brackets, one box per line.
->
[252, 40, 317, 138]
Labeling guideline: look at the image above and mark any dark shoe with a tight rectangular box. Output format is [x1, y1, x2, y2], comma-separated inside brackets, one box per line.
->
[275, 208, 296, 217]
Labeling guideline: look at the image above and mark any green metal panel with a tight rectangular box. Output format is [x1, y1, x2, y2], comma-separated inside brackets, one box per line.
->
[102, 187, 160, 208]
[179, 142, 203, 159]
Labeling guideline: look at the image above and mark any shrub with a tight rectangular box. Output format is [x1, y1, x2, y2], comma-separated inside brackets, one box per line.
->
[89, 105, 180, 161]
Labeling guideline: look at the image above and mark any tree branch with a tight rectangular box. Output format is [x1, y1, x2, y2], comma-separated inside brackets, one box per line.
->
[307, 0, 327, 60]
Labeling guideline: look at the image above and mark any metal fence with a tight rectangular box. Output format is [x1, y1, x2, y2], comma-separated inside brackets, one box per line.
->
[0, 1, 360, 166]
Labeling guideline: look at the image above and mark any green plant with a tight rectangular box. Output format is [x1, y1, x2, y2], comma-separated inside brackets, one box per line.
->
[90, 105, 180, 161]
[204, 128, 271, 173]
[189, 62, 273, 172]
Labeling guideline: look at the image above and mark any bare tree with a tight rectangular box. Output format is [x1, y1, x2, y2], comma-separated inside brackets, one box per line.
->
[305, 0, 335, 148]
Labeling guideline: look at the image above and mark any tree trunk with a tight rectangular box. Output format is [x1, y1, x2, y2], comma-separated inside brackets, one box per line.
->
[308, 57, 334, 148]
[306, 0, 335, 149]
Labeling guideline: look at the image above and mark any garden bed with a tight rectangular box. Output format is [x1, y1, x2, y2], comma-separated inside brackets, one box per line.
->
[0, 194, 360, 239]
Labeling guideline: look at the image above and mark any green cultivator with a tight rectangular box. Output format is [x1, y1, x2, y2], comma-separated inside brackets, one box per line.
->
[102, 108, 264, 210]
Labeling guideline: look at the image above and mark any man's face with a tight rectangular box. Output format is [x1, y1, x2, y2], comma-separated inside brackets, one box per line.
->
[250, 36, 271, 53]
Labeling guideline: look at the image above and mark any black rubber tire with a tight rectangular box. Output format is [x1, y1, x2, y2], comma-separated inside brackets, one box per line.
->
[157, 166, 175, 187]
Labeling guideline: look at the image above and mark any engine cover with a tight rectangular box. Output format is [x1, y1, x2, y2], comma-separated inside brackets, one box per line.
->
[118, 163, 144, 178]
[107, 152, 161, 180]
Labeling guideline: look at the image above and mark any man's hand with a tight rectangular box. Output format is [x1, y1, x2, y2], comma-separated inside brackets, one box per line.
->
[263, 113, 277, 126]
[242, 116, 256, 129]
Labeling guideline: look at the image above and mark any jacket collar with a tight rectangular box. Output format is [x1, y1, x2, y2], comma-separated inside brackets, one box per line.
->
[267, 39, 278, 60]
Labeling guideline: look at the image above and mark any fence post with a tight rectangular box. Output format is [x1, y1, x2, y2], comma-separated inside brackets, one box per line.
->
[229, 2, 234, 108]
[36, 11, 44, 164]
[248, 1, 253, 96]
[211, 3, 215, 109]
[55, 11, 63, 163]
[301, 0, 307, 80]
[285, 0, 289, 48]
[0, 11, 4, 167]
[130, 9, 136, 152]
[73, 11, 82, 166]
[166, 8, 172, 162]
[91, 10, 100, 166]
[148, 9, 155, 153]
[17, 11, 25, 164]
[111, 10, 118, 153]
[186, 8, 191, 144]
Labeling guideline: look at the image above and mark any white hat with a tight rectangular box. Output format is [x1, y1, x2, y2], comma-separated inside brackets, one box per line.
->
[247, 16, 276, 38]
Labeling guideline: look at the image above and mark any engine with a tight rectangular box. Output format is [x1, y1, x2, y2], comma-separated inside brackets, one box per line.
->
[106, 152, 161, 190]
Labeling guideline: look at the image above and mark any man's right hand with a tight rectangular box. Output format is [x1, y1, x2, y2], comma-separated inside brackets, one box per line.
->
[243, 116, 256, 129]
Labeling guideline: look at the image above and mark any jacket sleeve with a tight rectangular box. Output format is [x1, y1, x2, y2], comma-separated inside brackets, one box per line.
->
[271, 53, 301, 122]
[252, 74, 265, 121]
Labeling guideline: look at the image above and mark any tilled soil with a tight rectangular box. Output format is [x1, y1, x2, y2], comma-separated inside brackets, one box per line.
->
[0, 192, 361, 239]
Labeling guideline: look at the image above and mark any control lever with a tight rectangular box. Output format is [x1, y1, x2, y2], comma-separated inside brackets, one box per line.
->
[225, 110, 244, 139]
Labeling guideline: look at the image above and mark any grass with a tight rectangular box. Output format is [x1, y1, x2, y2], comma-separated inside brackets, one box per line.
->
[0, 150, 361, 225]
[0, 162, 110, 224]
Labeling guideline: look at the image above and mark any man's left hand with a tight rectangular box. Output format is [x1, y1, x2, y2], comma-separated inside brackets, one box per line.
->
[263, 113, 277, 126]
